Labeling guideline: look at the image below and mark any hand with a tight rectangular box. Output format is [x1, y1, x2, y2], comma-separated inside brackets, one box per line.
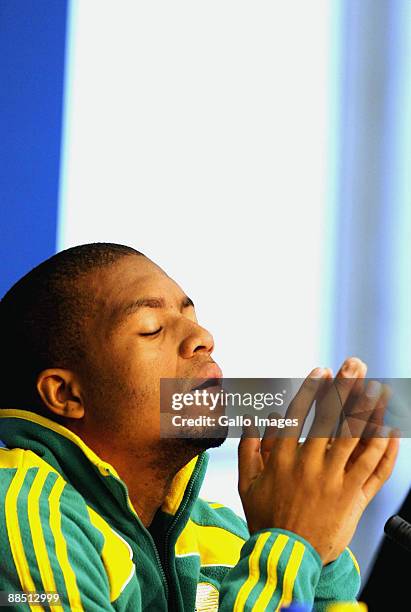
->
[238, 358, 400, 565]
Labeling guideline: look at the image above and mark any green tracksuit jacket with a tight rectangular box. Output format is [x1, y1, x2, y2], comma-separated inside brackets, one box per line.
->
[0, 409, 361, 611]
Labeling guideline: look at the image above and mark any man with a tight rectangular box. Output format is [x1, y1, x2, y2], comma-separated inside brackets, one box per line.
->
[0, 243, 398, 611]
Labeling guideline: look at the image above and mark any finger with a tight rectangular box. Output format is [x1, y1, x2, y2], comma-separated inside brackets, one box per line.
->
[341, 379, 384, 437]
[336, 374, 366, 437]
[344, 385, 392, 467]
[314, 358, 366, 439]
[362, 383, 392, 434]
[261, 411, 282, 464]
[362, 434, 400, 502]
[303, 358, 366, 455]
[345, 436, 391, 488]
[274, 367, 331, 450]
[341, 380, 388, 437]
[327, 380, 387, 468]
[238, 419, 263, 495]
[315, 368, 335, 403]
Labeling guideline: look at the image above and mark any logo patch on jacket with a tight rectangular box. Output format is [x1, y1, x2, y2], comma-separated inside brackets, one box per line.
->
[195, 582, 219, 611]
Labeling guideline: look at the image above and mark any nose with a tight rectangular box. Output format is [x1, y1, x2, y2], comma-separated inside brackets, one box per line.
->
[179, 321, 215, 359]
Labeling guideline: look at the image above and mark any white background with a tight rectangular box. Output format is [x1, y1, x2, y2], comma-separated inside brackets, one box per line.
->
[59, 0, 332, 513]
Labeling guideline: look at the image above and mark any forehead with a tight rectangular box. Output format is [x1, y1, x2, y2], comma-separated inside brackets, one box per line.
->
[84, 255, 187, 326]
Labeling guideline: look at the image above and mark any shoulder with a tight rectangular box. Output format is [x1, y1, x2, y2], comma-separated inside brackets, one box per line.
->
[0, 447, 133, 607]
[0, 446, 86, 507]
[0, 447, 98, 542]
[0, 447, 120, 546]
[191, 497, 249, 540]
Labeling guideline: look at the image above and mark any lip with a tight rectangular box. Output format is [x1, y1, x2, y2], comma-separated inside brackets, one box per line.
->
[190, 362, 223, 391]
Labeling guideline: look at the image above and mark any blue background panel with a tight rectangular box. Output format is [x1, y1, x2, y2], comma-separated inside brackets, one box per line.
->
[0, 0, 68, 297]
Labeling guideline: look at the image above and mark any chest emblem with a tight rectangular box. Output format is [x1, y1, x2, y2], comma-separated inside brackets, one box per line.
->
[195, 581, 219, 611]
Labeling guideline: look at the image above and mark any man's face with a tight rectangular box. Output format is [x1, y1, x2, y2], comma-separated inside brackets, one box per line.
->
[77, 255, 225, 455]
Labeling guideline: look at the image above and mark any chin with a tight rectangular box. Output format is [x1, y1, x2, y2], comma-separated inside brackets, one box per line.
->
[175, 421, 229, 453]
[184, 435, 227, 451]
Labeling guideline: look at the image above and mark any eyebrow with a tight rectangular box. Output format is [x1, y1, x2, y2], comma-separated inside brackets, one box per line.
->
[117, 295, 195, 322]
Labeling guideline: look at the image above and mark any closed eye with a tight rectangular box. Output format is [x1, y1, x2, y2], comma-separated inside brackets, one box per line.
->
[139, 327, 163, 337]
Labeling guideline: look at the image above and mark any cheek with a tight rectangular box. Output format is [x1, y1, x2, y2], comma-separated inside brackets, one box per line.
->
[98, 335, 179, 404]
[121, 336, 177, 379]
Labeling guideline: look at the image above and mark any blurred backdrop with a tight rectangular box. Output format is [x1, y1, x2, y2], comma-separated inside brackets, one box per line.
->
[1, 0, 411, 581]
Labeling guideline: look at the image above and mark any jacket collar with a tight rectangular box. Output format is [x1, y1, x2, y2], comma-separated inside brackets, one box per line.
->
[0, 409, 208, 528]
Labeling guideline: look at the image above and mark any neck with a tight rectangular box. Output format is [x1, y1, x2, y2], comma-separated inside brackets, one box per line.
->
[105, 451, 176, 526]
[67, 423, 197, 527]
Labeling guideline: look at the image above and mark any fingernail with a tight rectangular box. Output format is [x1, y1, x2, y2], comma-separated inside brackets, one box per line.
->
[311, 367, 326, 378]
[365, 380, 382, 398]
[342, 358, 361, 377]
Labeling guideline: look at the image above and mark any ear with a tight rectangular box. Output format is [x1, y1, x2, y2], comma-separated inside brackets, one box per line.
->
[36, 369, 85, 419]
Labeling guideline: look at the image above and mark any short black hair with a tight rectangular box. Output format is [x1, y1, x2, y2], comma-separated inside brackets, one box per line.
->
[0, 242, 144, 411]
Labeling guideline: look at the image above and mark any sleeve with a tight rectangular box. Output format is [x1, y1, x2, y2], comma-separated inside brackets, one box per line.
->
[218, 528, 323, 611]
[0, 467, 140, 612]
[313, 547, 361, 612]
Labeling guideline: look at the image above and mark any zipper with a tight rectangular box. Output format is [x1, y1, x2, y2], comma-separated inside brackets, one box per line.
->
[102, 452, 205, 609]
[162, 453, 205, 612]
[110, 472, 169, 599]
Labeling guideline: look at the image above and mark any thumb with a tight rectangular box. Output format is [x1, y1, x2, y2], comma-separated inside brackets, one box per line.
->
[238, 417, 262, 496]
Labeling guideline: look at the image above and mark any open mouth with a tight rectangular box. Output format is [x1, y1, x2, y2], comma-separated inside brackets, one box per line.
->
[191, 378, 222, 392]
